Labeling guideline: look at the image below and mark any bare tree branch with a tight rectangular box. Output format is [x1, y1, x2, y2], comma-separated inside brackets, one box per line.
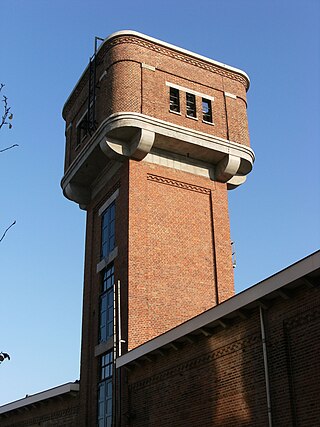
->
[0, 220, 16, 243]
[0, 83, 13, 131]
[0, 144, 19, 153]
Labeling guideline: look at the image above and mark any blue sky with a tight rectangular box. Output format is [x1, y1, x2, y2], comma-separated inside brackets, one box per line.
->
[0, 0, 319, 406]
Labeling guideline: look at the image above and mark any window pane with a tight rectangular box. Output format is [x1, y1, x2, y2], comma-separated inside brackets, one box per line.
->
[186, 93, 196, 118]
[101, 202, 116, 259]
[170, 87, 180, 112]
[202, 98, 212, 122]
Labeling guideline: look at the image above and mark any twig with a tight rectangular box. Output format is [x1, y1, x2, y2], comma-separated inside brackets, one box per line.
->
[0, 144, 19, 153]
[0, 220, 16, 243]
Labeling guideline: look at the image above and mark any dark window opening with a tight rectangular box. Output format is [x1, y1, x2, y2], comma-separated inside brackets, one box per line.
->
[170, 87, 180, 113]
[98, 351, 113, 427]
[202, 98, 213, 123]
[101, 202, 115, 259]
[76, 113, 88, 146]
[186, 93, 197, 118]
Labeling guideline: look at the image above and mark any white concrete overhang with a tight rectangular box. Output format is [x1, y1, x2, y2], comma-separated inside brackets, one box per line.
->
[116, 250, 320, 369]
[63, 30, 250, 115]
[61, 112, 255, 205]
[0, 382, 79, 415]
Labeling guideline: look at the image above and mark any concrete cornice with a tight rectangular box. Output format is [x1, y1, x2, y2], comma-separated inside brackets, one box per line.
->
[61, 112, 255, 205]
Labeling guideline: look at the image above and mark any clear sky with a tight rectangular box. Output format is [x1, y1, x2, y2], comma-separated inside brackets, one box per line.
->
[0, 0, 319, 406]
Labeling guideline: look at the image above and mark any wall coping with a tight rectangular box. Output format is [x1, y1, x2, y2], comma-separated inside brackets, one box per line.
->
[0, 382, 79, 415]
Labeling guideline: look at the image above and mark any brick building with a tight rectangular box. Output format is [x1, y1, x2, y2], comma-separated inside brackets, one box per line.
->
[1, 31, 319, 427]
[0, 382, 79, 426]
[60, 30, 254, 426]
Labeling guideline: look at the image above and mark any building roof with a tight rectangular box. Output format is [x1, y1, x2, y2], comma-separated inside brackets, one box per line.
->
[0, 381, 79, 415]
[116, 250, 320, 369]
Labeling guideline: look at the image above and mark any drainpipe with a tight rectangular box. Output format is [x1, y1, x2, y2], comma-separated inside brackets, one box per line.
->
[259, 306, 273, 427]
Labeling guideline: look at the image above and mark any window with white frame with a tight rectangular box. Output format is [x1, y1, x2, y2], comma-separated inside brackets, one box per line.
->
[169, 87, 180, 113]
[99, 263, 114, 343]
[101, 202, 115, 259]
[202, 98, 213, 123]
[76, 112, 88, 146]
[97, 351, 113, 427]
[186, 93, 197, 118]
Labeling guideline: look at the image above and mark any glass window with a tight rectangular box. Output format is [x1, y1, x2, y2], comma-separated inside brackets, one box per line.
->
[186, 93, 196, 118]
[169, 87, 180, 113]
[99, 264, 114, 343]
[98, 352, 113, 427]
[101, 202, 115, 259]
[202, 98, 213, 123]
[76, 113, 88, 146]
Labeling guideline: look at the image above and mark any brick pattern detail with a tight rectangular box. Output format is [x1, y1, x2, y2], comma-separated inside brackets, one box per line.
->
[123, 288, 320, 427]
[147, 173, 211, 194]
[282, 305, 320, 426]
[129, 333, 259, 392]
[105, 36, 249, 88]
[63, 33, 250, 171]
[283, 304, 320, 329]
[127, 161, 234, 349]
[0, 405, 79, 427]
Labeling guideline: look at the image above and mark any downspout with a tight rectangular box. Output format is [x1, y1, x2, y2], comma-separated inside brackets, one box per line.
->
[113, 280, 117, 427]
[259, 306, 273, 427]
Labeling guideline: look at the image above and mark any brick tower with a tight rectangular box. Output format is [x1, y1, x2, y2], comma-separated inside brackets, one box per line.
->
[61, 31, 254, 426]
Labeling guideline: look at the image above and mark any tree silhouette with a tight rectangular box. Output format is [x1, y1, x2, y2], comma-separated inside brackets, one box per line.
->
[0, 352, 10, 364]
[0, 83, 16, 242]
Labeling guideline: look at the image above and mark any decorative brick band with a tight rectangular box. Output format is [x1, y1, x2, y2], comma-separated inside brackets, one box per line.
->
[129, 333, 260, 391]
[284, 305, 320, 330]
[107, 36, 248, 89]
[3, 406, 79, 427]
[147, 173, 211, 195]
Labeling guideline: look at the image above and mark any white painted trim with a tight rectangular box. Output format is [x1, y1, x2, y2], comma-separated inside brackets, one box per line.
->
[61, 112, 255, 195]
[96, 247, 118, 273]
[99, 71, 107, 82]
[76, 109, 88, 128]
[224, 92, 237, 99]
[141, 63, 156, 71]
[116, 251, 320, 368]
[98, 188, 119, 216]
[0, 382, 79, 414]
[166, 81, 215, 101]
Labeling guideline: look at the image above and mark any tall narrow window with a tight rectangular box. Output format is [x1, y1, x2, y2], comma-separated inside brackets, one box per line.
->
[202, 98, 213, 123]
[98, 351, 113, 427]
[99, 264, 114, 343]
[101, 202, 115, 259]
[76, 113, 88, 146]
[169, 87, 180, 113]
[186, 93, 196, 118]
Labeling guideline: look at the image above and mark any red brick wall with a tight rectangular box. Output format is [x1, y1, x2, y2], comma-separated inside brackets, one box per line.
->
[127, 160, 234, 349]
[123, 286, 320, 426]
[0, 396, 79, 427]
[62, 32, 250, 426]
[77, 157, 234, 422]
[63, 33, 250, 171]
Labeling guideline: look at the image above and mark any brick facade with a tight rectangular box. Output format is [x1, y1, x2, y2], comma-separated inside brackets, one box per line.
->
[119, 258, 320, 427]
[0, 383, 79, 427]
[60, 31, 254, 426]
